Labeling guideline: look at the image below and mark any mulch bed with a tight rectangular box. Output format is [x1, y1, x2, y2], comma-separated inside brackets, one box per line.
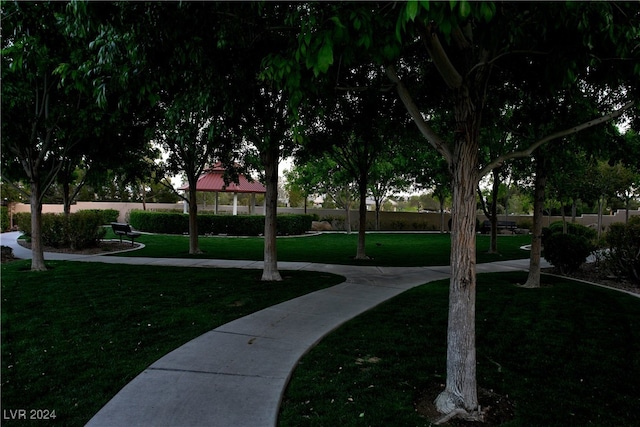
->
[542, 262, 639, 296]
[1, 240, 141, 263]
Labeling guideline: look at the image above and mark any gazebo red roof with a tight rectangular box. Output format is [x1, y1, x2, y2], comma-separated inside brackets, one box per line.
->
[179, 163, 266, 194]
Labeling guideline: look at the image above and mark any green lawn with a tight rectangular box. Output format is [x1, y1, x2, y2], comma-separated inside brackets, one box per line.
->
[0, 260, 344, 426]
[278, 272, 640, 427]
[6, 232, 631, 426]
[107, 230, 532, 266]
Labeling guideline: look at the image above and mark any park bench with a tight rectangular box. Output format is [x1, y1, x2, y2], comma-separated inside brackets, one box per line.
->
[481, 220, 517, 234]
[110, 222, 142, 246]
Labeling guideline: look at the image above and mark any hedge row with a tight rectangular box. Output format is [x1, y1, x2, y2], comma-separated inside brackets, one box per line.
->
[128, 210, 313, 236]
[14, 211, 106, 250]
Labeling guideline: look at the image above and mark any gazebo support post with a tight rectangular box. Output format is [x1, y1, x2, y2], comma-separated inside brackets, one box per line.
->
[232, 193, 238, 216]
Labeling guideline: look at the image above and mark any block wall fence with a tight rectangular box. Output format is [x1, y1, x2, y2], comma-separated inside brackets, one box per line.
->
[9, 201, 639, 232]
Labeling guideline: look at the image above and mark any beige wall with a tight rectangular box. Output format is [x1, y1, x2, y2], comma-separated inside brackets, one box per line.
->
[13, 201, 639, 231]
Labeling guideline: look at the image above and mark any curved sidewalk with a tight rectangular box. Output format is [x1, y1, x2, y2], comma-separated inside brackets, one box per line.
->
[0, 232, 546, 427]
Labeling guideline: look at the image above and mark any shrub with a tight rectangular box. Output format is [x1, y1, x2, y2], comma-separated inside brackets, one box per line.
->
[0, 206, 9, 231]
[543, 232, 595, 273]
[17, 212, 105, 249]
[78, 209, 119, 224]
[129, 210, 188, 234]
[15, 212, 31, 235]
[547, 221, 597, 241]
[41, 214, 68, 248]
[66, 211, 106, 249]
[604, 217, 640, 284]
[277, 215, 313, 235]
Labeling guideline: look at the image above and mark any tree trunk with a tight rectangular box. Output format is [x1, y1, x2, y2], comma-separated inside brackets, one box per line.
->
[355, 171, 369, 260]
[488, 168, 500, 253]
[344, 195, 351, 234]
[261, 144, 282, 281]
[597, 196, 604, 239]
[63, 181, 72, 216]
[625, 198, 629, 224]
[523, 156, 546, 288]
[439, 199, 446, 233]
[188, 187, 202, 254]
[375, 199, 381, 231]
[435, 129, 479, 417]
[29, 181, 47, 271]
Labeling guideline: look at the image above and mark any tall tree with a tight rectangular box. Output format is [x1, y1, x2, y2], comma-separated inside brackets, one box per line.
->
[266, 2, 638, 420]
[1, 2, 147, 270]
[302, 66, 407, 259]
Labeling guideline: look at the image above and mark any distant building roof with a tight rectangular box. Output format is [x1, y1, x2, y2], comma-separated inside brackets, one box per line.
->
[179, 163, 266, 194]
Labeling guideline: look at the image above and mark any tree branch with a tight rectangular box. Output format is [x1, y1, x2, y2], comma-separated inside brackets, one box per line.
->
[479, 100, 635, 177]
[421, 24, 463, 89]
[385, 65, 453, 163]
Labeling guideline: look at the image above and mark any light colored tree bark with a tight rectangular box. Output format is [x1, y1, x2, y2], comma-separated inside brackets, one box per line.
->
[29, 183, 47, 272]
[355, 168, 369, 260]
[435, 136, 480, 414]
[522, 156, 546, 288]
[261, 144, 282, 282]
[187, 183, 202, 255]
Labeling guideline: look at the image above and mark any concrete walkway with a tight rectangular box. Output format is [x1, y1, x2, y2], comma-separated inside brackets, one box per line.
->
[0, 232, 546, 427]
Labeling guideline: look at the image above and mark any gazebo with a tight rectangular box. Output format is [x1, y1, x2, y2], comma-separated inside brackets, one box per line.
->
[179, 163, 266, 215]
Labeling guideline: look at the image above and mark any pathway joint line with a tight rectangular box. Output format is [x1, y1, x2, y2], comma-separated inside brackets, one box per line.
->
[148, 367, 285, 380]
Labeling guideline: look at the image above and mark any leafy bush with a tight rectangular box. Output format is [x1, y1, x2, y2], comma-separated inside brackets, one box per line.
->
[15, 212, 31, 235]
[66, 211, 107, 249]
[1, 206, 9, 231]
[16, 212, 105, 249]
[78, 209, 119, 224]
[605, 217, 640, 284]
[41, 214, 68, 248]
[547, 221, 597, 241]
[543, 232, 595, 273]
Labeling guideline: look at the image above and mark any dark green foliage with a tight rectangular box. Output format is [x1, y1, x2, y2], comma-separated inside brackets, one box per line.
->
[65, 211, 107, 249]
[129, 210, 188, 234]
[547, 221, 597, 241]
[544, 233, 594, 273]
[543, 221, 597, 273]
[128, 210, 313, 236]
[605, 216, 640, 284]
[277, 214, 314, 236]
[78, 209, 119, 224]
[14, 212, 105, 249]
[44, 212, 106, 249]
[0, 206, 8, 231]
[14, 212, 30, 233]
